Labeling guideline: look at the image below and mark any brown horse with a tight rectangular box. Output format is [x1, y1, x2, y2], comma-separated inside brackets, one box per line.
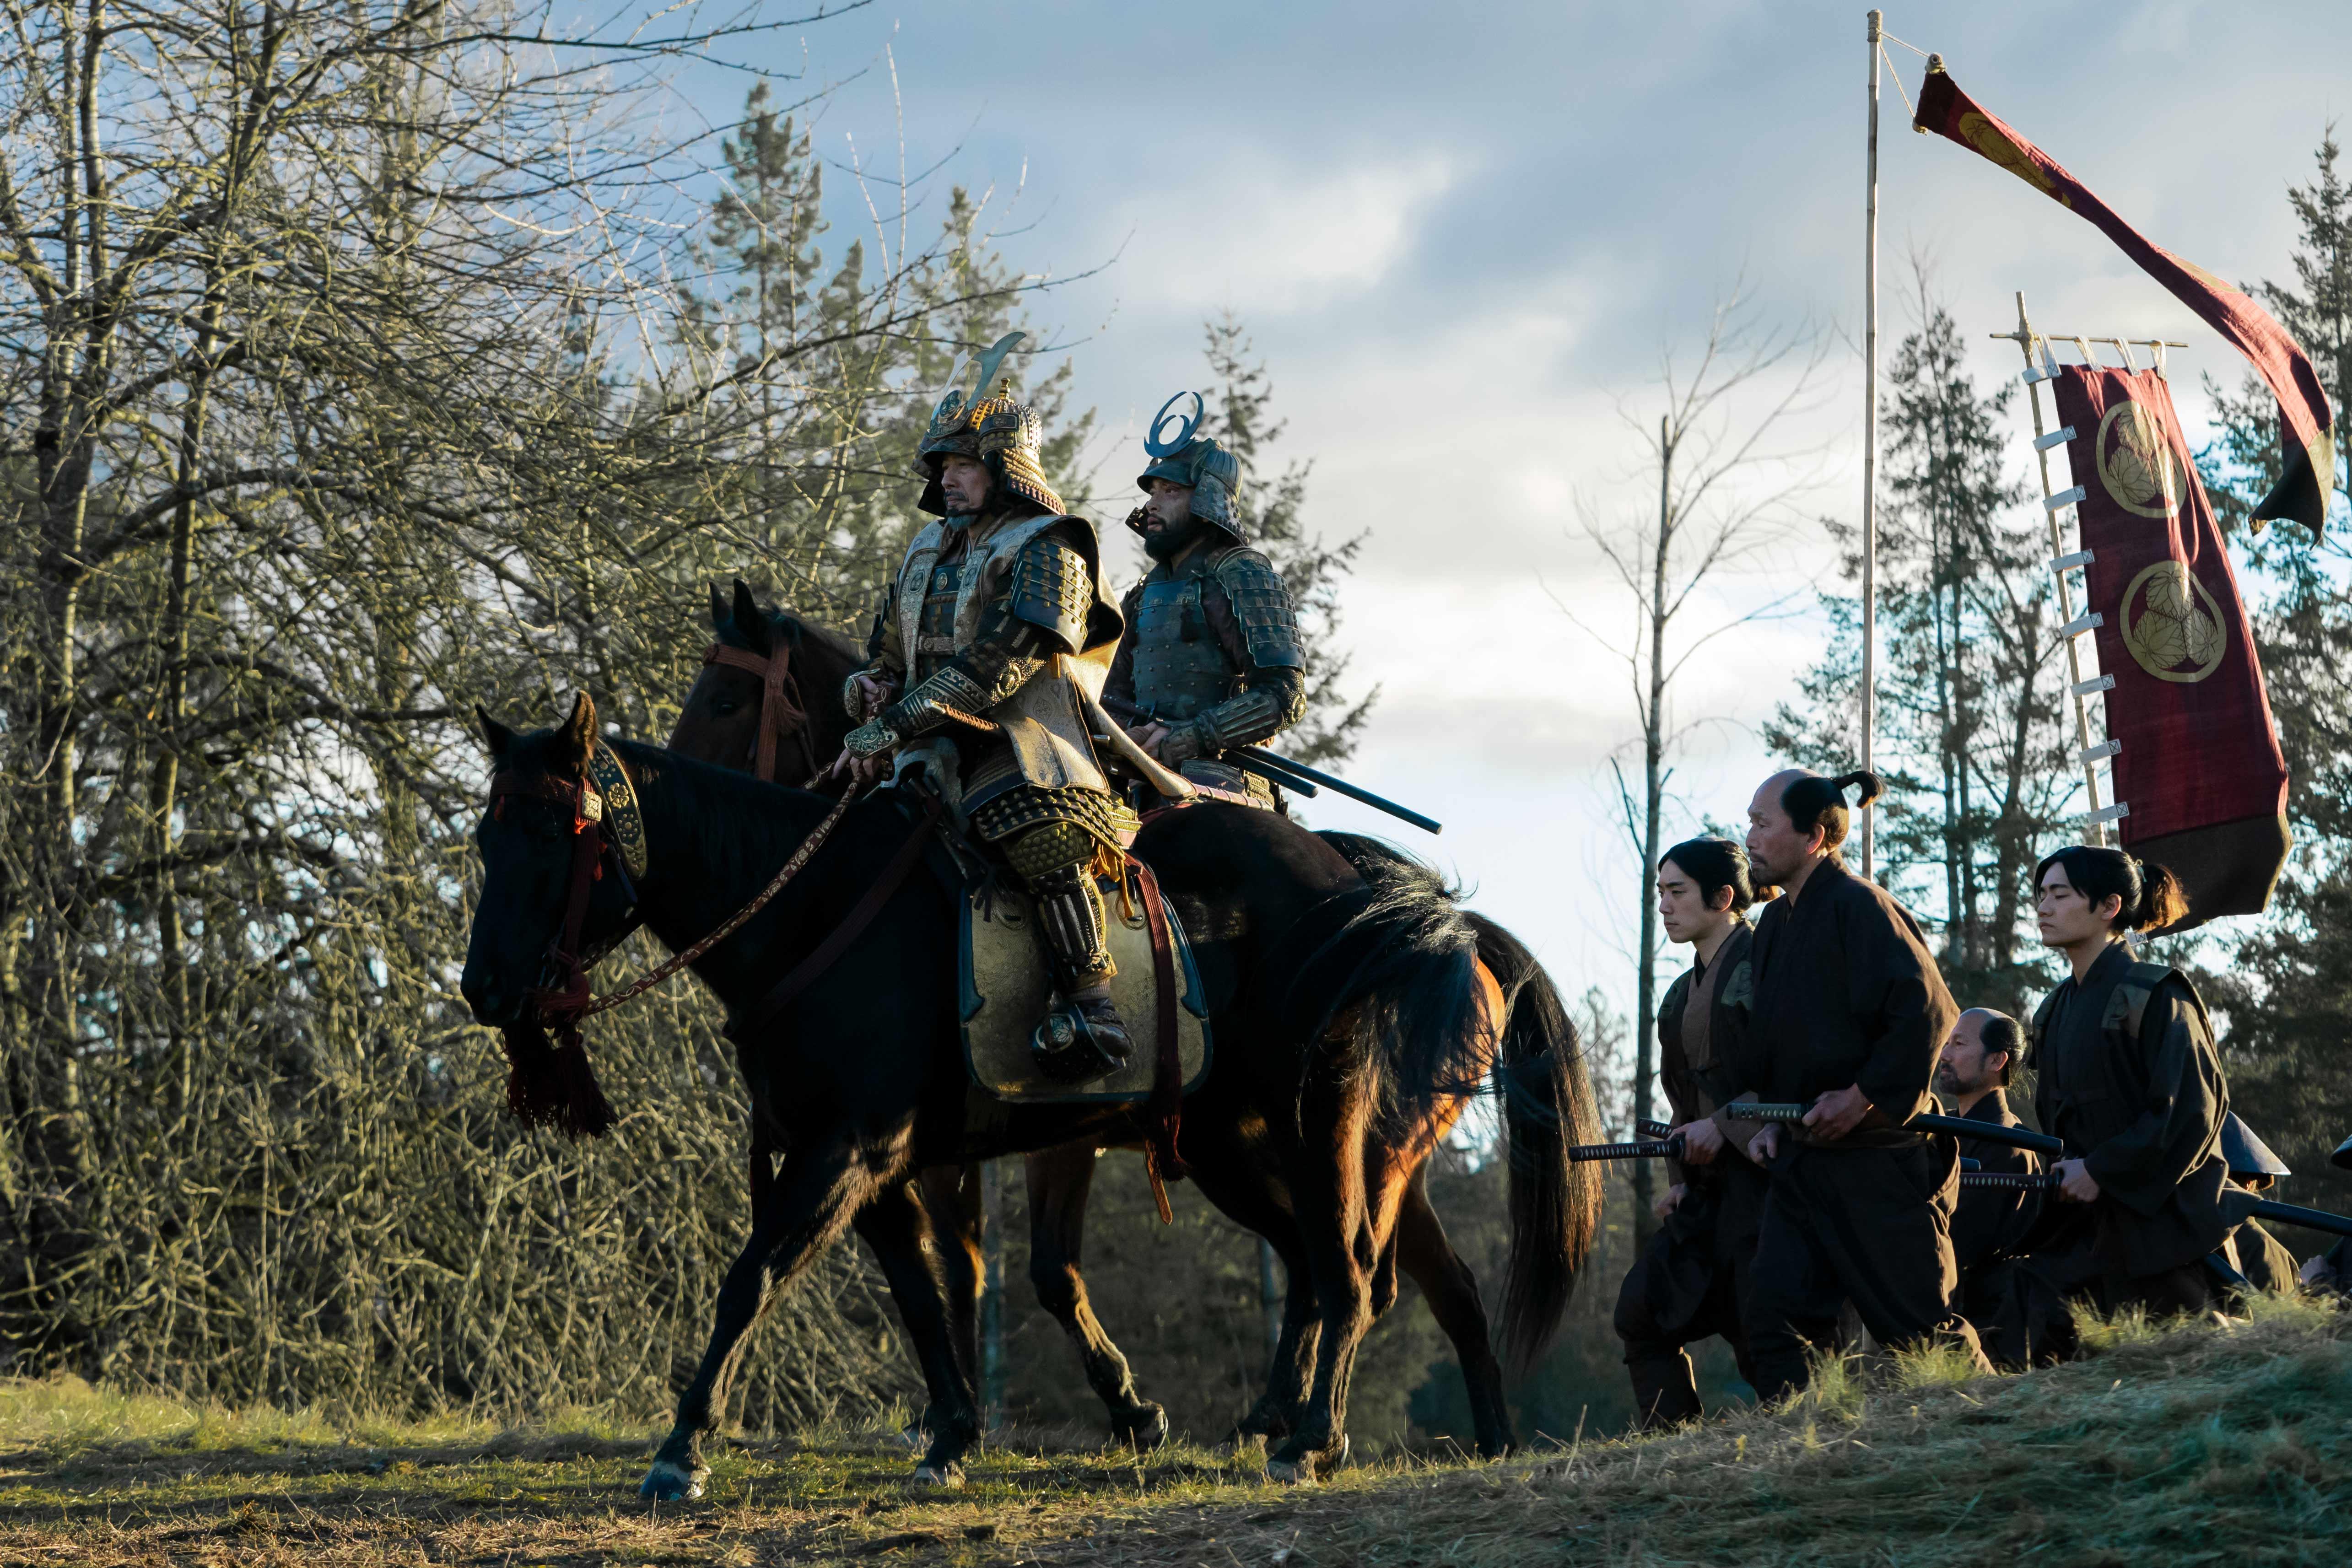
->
[464, 698, 1600, 1492]
[667, 582, 1600, 1458]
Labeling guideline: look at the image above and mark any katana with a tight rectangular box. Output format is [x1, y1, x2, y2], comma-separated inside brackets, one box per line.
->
[1567, 1135, 1683, 1163]
[1910, 1113, 2065, 1156]
[1961, 1170, 2060, 1191]
[1098, 694, 1441, 835]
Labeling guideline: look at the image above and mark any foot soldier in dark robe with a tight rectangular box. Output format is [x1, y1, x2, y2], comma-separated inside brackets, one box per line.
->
[2022, 846, 2238, 1321]
[843, 340, 1138, 1079]
[1101, 394, 1305, 808]
[1732, 769, 1991, 1401]
[1614, 838, 1768, 1427]
[1933, 1009, 2059, 1366]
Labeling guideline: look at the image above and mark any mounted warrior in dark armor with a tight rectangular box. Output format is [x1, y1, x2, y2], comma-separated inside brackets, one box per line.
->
[843, 335, 1139, 1078]
[1105, 393, 1307, 806]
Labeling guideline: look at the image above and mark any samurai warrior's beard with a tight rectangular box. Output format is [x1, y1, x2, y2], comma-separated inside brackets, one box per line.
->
[1141, 512, 1211, 561]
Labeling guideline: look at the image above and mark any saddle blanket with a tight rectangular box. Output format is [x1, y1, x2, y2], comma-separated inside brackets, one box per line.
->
[960, 877, 1212, 1104]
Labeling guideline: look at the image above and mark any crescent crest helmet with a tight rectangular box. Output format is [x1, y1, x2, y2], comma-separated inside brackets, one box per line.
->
[1133, 390, 1244, 539]
[915, 331, 1064, 517]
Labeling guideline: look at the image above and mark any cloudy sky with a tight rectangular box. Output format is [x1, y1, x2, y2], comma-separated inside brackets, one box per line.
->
[610, 0, 2347, 1032]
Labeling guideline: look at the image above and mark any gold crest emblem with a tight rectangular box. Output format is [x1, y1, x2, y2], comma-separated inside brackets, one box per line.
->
[2120, 559, 2226, 684]
[1957, 112, 2071, 207]
[2094, 398, 2183, 519]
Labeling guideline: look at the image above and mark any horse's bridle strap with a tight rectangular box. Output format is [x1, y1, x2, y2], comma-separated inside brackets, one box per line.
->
[703, 641, 813, 784]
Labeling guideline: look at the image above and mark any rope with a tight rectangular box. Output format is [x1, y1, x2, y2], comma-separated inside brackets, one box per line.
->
[569, 783, 863, 1021]
[1878, 44, 1918, 121]
[1878, 29, 1931, 58]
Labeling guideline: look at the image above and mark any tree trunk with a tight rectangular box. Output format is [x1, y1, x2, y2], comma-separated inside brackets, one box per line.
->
[1633, 416, 1672, 1242]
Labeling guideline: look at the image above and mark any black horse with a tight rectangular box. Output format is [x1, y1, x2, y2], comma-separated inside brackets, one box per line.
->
[668, 584, 1597, 1458]
[463, 695, 1599, 1493]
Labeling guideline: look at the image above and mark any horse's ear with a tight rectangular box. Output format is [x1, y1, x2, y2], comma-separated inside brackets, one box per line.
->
[477, 705, 518, 760]
[709, 581, 729, 633]
[732, 578, 772, 657]
[559, 690, 597, 773]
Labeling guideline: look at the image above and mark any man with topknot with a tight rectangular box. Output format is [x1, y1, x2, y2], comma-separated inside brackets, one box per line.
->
[1730, 767, 1992, 1399]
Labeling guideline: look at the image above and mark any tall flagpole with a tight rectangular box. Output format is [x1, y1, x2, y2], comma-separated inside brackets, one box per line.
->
[1860, 10, 1883, 878]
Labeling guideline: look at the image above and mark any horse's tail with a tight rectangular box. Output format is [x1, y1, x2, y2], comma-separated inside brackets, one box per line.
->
[1313, 831, 1602, 1371]
[1291, 835, 1489, 1127]
[1467, 911, 1603, 1372]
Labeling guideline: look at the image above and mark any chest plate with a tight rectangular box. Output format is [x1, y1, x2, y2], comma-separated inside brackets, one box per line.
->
[1131, 573, 1239, 721]
[916, 556, 966, 682]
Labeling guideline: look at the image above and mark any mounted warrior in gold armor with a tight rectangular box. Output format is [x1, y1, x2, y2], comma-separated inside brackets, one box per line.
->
[1105, 392, 1307, 803]
[843, 335, 1139, 1079]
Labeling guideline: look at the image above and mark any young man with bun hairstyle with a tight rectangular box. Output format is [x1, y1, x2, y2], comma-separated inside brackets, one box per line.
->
[1614, 838, 1767, 1427]
[1732, 768, 1990, 1399]
[2024, 845, 2238, 1319]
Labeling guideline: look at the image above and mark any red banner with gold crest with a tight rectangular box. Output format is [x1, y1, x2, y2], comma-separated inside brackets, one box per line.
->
[2052, 367, 2288, 923]
[1915, 65, 2336, 536]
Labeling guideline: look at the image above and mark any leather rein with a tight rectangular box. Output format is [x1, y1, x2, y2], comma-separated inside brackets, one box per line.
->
[488, 743, 934, 1051]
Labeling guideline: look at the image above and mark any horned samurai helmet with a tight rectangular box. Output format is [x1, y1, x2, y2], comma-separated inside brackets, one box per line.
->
[1133, 390, 1243, 538]
[916, 331, 1064, 517]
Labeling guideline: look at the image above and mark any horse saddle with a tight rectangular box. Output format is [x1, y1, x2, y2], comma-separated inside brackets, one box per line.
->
[959, 875, 1212, 1103]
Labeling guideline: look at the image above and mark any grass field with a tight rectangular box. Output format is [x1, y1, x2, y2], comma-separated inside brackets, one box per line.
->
[3, 1292, 2346, 1566]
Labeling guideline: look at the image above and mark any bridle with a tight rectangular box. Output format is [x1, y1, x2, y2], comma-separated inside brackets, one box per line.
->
[702, 637, 820, 785]
[485, 740, 927, 1054]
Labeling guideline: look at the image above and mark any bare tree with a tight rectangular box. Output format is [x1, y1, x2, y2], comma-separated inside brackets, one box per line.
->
[0, 0, 1085, 1419]
[1563, 288, 1831, 1235]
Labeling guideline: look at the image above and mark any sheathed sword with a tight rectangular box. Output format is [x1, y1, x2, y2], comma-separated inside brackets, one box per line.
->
[1568, 1133, 1684, 1163]
[1098, 694, 1441, 835]
[1734, 1101, 2352, 1238]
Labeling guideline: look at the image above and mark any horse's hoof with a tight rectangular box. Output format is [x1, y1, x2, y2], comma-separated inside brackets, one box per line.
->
[1266, 1455, 1317, 1485]
[1267, 1433, 1347, 1485]
[639, 1460, 706, 1502]
[1115, 1404, 1170, 1452]
[911, 1461, 965, 1489]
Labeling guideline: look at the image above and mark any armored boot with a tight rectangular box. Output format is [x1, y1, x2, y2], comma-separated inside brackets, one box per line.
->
[1026, 862, 1132, 1082]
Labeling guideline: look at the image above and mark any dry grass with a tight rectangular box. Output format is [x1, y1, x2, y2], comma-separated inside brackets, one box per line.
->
[3, 1295, 2347, 1565]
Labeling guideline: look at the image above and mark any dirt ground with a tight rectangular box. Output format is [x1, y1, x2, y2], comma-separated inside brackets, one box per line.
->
[3, 1293, 2347, 1566]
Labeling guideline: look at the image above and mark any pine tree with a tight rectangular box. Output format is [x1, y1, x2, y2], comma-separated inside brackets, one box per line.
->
[1201, 313, 1376, 765]
[2192, 128, 2352, 1218]
[1765, 291, 2069, 1010]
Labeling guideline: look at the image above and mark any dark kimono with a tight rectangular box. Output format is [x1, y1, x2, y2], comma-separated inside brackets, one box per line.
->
[1614, 922, 1766, 1425]
[2028, 941, 2233, 1310]
[1942, 1088, 2056, 1368]
[1732, 857, 1985, 1400]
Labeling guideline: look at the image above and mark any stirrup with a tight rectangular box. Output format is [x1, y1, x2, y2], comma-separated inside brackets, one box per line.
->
[1030, 994, 1132, 1083]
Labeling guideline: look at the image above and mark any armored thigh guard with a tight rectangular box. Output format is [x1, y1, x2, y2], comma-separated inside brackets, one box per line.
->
[969, 786, 1140, 990]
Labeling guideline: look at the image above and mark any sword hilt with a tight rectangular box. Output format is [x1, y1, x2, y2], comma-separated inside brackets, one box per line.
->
[1566, 1136, 1683, 1163]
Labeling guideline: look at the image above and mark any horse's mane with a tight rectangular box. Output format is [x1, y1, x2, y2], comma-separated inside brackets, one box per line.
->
[609, 736, 838, 888]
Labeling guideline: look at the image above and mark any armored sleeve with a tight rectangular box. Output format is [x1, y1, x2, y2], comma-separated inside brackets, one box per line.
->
[1004, 532, 1095, 656]
[1212, 549, 1305, 670]
[1158, 553, 1309, 763]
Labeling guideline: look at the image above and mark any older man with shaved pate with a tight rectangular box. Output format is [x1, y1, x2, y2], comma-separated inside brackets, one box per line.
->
[1727, 767, 1991, 1401]
[1934, 1008, 2053, 1364]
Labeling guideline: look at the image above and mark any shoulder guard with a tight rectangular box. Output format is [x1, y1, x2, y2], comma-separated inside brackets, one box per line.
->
[1006, 533, 1093, 655]
[1209, 547, 1304, 670]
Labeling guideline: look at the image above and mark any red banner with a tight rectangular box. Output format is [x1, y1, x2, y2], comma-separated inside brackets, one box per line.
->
[1915, 65, 2336, 536]
[2053, 367, 2288, 923]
